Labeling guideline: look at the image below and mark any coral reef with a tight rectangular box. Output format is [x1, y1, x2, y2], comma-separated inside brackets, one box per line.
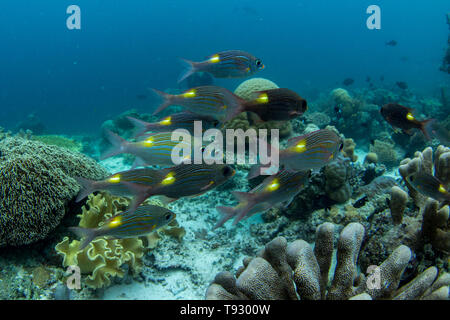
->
[370, 139, 401, 168]
[55, 192, 185, 288]
[0, 136, 108, 247]
[324, 160, 352, 204]
[206, 222, 449, 300]
[342, 138, 357, 162]
[31, 135, 83, 153]
[224, 78, 293, 139]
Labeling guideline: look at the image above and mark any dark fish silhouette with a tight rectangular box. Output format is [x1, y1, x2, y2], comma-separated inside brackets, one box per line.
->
[380, 103, 433, 139]
[386, 40, 398, 46]
[342, 78, 354, 86]
[406, 172, 450, 209]
[353, 195, 368, 208]
[396, 81, 408, 90]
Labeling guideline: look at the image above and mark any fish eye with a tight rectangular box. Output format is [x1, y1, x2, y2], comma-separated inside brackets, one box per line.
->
[213, 120, 220, 127]
[222, 166, 232, 176]
[201, 146, 206, 152]
[256, 59, 263, 68]
[164, 213, 172, 220]
[339, 143, 344, 151]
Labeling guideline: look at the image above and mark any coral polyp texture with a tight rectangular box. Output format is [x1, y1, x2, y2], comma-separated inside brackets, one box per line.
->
[206, 222, 450, 300]
[0, 136, 108, 247]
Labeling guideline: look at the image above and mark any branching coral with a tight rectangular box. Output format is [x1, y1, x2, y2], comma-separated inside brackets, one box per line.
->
[55, 192, 185, 288]
[206, 222, 449, 300]
[0, 136, 108, 247]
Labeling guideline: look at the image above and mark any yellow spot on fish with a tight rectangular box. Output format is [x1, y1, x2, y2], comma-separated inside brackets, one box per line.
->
[209, 54, 220, 63]
[141, 137, 154, 147]
[162, 172, 176, 185]
[109, 216, 122, 228]
[159, 116, 172, 126]
[256, 93, 269, 104]
[406, 112, 415, 121]
[245, 67, 251, 73]
[439, 184, 446, 193]
[221, 105, 227, 110]
[265, 178, 280, 192]
[108, 174, 121, 183]
[295, 139, 307, 153]
[151, 225, 156, 231]
[183, 89, 196, 98]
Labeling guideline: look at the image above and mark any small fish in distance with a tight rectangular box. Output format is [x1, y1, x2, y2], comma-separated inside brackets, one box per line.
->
[380, 103, 434, 139]
[178, 50, 264, 83]
[69, 205, 176, 250]
[215, 170, 311, 228]
[342, 78, 354, 86]
[386, 40, 397, 46]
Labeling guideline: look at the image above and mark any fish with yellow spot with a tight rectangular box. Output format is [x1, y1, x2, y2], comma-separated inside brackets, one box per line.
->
[123, 163, 236, 207]
[152, 86, 247, 123]
[215, 170, 311, 228]
[248, 129, 343, 179]
[243, 88, 308, 121]
[406, 172, 450, 209]
[380, 103, 434, 139]
[74, 168, 164, 209]
[68, 205, 176, 250]
[126, 112, 220, 137]
[101, 129, 204, 168]
[178, 50, 264, 83]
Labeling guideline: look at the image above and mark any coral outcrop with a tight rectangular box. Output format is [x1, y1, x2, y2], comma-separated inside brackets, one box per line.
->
[0, 136, 108, 247]
[206, 222, 449, 300]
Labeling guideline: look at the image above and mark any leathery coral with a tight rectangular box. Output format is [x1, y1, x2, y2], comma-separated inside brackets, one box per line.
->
[55, 192, 185, 288]
[206, 222, 449, 300]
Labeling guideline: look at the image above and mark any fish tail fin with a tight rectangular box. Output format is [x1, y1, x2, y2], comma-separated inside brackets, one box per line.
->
[126, 116, 151, 137]
[214, 206, 237, 229]
[177, 58, 198, 83]
[421, 118, 435, 140]
[101, 129, 127, 160]
[68, 227, 97, 251]
[152, 89, 175, 115]
[74, 176, 96, 202]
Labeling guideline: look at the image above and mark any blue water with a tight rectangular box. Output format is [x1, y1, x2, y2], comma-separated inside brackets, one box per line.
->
[0, 0, 449, 134]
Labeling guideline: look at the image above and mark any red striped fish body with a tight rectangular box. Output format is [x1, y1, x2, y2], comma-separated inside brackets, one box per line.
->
[281, 129, 343, 171]
[178, 50, 264, 82]
[215, 170, 310, 228]
[152, 86, 245, 122]
[69, 205, 176, 250]
[243, 88, 308, 121]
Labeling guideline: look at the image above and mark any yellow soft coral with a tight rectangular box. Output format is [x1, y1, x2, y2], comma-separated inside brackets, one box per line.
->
[55, 192, 183, 288]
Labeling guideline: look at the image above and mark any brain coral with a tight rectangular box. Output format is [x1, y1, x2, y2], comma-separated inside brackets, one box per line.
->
[234, 77, 279, 100]
[56, 192, 185, 288]
[0, 136, 108, 247]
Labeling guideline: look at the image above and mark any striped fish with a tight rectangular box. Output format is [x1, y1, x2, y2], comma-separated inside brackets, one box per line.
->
[215, 170, 311, 228]
[178, 50, 264, 83]
[243, 88, 308, 121]
[248, 129, 343, 179]
[74, 168, 163, 206]
[69, 205, 176, 250]
[151, 163, 236, 201]
[152, 86, 245, 123]
[406, 172, 450, 208]
[101, 129, 203, 168]
[127, 112, 220, 137]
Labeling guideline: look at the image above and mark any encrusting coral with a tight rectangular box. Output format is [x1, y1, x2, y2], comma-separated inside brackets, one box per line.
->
[55, 192, 185, 288]
[206, 222, 449, 300]
[0, 136, 108, 247]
